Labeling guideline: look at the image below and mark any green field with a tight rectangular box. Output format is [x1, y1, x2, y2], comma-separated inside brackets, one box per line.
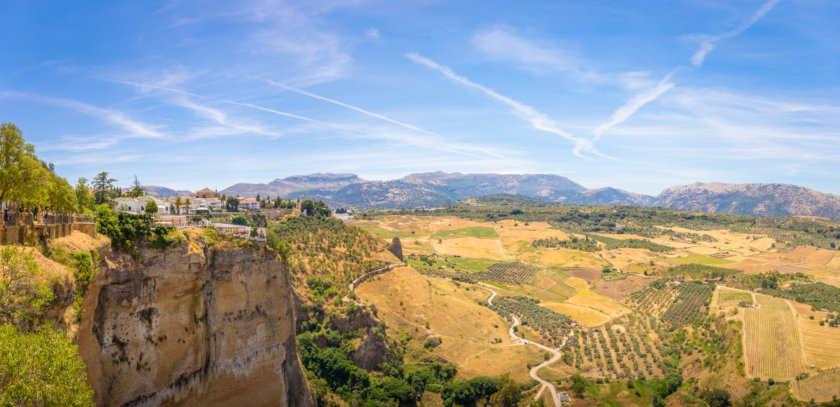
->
[669, 254, 734, 265]
[359, 226, 418, 240]
[719, 290, 752, 303]
[445, 256, 499, 272]
[430, 226, 499, 239]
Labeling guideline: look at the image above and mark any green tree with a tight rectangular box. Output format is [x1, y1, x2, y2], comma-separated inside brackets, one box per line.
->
[700, 388, 731, 407]
[489, 374, 521, 407]
[570, 374, 587, 396]
[174, 196, 182, 214]
[144, 199, 158, 215]
[92, 172, 117, 206]
[129, 175, 145, 198]
[301, 199, 315, 216]
[46, 172, 77, 212]
[0, 324, 94, 406]
[75, 177, 93, 213]
[0, 123, 48, 209]
[226, 197, 239, 212]
[0, 247, 55, 329]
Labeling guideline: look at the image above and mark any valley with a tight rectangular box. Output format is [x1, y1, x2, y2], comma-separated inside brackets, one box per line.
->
[342, 202, 840, 406]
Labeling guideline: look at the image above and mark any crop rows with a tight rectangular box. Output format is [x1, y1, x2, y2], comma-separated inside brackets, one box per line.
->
[661, 281, 714, 327]
[479, 262, 537, 284]
[623, 281, 679, 316]
[567, 313, 670, 380]
[487, 296, 574, 347]
[416, 262, 537, 285]
[743, 295, 804, 380]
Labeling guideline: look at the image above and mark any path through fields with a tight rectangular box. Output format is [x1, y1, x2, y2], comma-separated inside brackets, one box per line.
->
[478, 283, 570, 407]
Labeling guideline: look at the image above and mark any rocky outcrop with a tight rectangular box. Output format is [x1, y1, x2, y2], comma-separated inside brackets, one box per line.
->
[386, 237, 403, 262]
[351, 332, 389, 370]
[77, 233, 314, 407]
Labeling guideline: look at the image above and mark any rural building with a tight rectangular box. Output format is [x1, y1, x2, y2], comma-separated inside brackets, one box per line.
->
[558, 392, 571, 403]
[114, 197, 166, 214]
[238, 197, 260, 211]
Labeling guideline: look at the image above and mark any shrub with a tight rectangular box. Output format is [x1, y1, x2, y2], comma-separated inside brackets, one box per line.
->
[0, 247, 55, 329]
[0, 324, 94, 406]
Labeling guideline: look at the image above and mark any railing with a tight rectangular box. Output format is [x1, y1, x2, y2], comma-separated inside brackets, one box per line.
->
[2, 212, 93, 227]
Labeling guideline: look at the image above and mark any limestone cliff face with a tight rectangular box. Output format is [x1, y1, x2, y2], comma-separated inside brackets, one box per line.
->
[77, 234, 314, 407]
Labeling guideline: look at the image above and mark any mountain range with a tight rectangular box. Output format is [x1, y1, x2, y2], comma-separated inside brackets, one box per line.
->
[189, 172, 840, 218]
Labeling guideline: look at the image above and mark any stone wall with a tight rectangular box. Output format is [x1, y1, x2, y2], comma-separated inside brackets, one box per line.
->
[0, 222, 96, 245]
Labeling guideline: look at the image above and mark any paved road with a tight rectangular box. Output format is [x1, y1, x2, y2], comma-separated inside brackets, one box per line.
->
[477, 283, 569, 407]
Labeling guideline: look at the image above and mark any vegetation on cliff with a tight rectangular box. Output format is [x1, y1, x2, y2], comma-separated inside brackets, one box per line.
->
[0, 324, 93, 406]
[0, 246, 93, 406]
[268, 215, 384, 299]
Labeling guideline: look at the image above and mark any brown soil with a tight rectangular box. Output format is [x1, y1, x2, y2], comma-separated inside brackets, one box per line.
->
[563, 268, 602, 282]
[592, 275, 653, 300]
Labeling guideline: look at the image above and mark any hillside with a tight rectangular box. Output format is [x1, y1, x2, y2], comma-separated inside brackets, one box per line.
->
[566, 187, 655, 206]
[221, 173, 364, 198]
[143, 185, 193, 198]
[653, 182, 840, 218]
[214, 173, 840, 218]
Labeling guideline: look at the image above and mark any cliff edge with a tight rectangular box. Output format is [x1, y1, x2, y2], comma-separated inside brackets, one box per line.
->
[76, 229, 314, 407]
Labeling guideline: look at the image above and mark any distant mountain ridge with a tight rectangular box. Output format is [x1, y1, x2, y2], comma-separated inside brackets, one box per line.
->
[214, 172, 840, 218]
[144, 185, 193, 198]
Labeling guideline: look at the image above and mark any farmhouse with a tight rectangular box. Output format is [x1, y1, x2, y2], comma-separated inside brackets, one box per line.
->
[558, 392, 571, 402]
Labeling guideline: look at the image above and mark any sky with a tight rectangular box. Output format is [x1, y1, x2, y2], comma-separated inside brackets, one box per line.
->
[1, 0, 839, 195]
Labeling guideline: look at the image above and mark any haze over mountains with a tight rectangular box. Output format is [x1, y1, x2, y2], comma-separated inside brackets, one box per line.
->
[148, 172, 840, 218]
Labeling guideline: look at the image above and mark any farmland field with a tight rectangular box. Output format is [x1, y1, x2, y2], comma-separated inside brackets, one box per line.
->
[430, 226, 499, 239]
[711, 287, 753, 313]
[348, 212, 840, 402]
[798, 316, 840, 370]
[792, 369, 840, 402]
[743, 294, 805, 380]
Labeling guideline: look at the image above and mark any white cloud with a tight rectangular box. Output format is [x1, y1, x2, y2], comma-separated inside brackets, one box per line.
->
[689, 0, 781, 66]
[171, 96, 284, 139]
[472, 27, 596, 80]
[406, 52, 599, 158]
[365, 28, 380, 41]
[0, 91, 163, 140]
[251, 28, 351, 86]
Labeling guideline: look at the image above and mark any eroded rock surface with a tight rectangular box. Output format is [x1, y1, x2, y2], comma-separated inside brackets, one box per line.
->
[77, 234, 314, 407]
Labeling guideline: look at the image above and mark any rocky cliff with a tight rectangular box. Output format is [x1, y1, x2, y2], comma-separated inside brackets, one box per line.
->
[76, 230, 314, 407]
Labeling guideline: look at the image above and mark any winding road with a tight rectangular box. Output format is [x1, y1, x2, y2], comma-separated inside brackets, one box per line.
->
[478, 283, 570, 407]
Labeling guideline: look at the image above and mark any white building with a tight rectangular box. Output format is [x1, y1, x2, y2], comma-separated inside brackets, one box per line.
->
[238, 198, 260, 211]
[115, 197, 167, 214]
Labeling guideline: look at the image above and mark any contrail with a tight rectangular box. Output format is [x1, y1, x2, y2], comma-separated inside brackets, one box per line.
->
[407, 52, 599, 158]
[592, 70, 677, 143]
[691, 0, 781, 66]
[265, 78, 508, 159]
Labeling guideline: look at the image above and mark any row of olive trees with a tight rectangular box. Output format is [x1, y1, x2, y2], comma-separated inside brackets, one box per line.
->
[0, 123, 77, 213]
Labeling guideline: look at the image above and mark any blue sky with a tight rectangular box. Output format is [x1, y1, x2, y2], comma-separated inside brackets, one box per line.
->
[1, 0, 838, 195]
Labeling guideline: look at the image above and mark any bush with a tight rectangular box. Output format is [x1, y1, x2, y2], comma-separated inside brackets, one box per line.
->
[0, 324, 94, 406]
[95, 205, 152, 253]
[0, 247, 55, 329]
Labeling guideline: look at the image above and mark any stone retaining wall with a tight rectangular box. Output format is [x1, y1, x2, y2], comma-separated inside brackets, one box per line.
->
[0, 222, 96, 245]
